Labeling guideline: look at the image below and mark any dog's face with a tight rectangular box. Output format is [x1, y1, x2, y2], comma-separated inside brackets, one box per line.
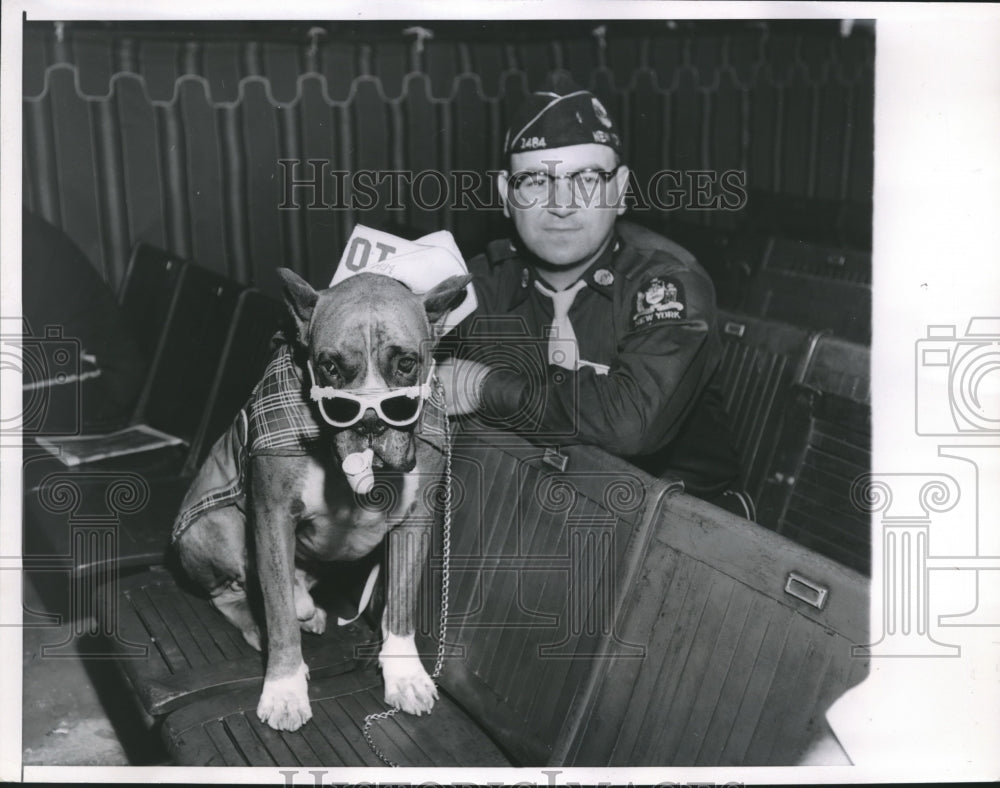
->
[278, 269, 470, 473]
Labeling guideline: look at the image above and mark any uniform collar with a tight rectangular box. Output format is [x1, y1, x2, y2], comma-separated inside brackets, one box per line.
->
[505, 231, 625, 310]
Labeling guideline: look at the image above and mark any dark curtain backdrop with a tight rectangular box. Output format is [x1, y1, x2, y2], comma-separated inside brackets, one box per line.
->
[21, 20, 874, 298]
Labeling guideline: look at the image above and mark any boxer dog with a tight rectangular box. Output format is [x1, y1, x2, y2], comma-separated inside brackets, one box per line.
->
[173, 268, 470, 732]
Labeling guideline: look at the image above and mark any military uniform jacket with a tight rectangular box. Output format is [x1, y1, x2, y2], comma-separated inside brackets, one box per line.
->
[458, 220, 739, 498]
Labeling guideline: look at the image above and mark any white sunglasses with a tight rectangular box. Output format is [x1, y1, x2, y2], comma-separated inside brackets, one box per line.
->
[307, 359, 435, 428]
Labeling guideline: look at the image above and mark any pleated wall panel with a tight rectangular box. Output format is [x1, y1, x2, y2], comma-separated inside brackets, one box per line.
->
[778, 67, 815, 198]
[399, 73, 446, 237]
[449, 75, 493, 250]
[747, 68, 780, 194]
[116, 75, 168, 253]
[46, 67, 104, 276]
[138, 39, 183, 102]
[847, 65, 874, 204]
[814, 80, 851, 202]
[240, 78, 288, 290]
[262, 42, 304, 104]
[202, 41, 243, 104]
[22, 25, 875, 296]
[295, 75, 346, 285]
[349, 77, 393, 235]
[178, 79, 227, 277]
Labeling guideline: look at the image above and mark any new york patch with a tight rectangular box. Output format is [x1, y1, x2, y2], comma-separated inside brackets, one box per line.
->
[631, 276, 686, 330]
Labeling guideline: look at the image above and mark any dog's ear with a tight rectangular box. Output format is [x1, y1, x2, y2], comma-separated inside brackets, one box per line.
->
[422, 274, 473, 331]
[277, 268, 319, 343]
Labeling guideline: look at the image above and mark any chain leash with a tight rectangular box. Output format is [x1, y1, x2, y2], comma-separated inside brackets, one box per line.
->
[362, 380, 453, 766]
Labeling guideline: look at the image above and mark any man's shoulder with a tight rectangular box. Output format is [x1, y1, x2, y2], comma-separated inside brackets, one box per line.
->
[469, 238, 519, 271]
[467, 238, 524, 289]
[616, 220, 700, 273]
[466, 238, 524, 312]
[614, 221, 717, 312]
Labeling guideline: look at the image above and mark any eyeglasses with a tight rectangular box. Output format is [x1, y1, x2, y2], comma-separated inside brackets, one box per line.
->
[307, 359, 435, 428]
[508, 166, 623, 201]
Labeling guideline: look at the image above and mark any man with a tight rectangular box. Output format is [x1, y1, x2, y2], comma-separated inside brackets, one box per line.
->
[441, 73, 745, 512]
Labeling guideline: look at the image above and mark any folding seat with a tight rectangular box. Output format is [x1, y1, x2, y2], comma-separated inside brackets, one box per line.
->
[182, 287, 286, 474]
[741, 237, 872, 344]
[754, 335, 872, 575]
[23, 252, 245, 576]
[714, 310, 820, 517]
[762, 236, 871, 284]
[663, 221, 769, 311]
[118, 243, 187, 358]
[565, 490, 870, 765]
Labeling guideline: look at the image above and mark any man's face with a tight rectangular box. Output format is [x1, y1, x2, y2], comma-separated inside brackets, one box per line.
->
[498, 144, 630, 267]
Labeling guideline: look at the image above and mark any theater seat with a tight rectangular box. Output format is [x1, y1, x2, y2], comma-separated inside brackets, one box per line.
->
[715, 311, 820, 512]
[755, 335, 871, 574]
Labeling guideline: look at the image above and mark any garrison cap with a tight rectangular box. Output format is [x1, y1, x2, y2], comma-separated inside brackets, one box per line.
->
[503, 71, 622, 157]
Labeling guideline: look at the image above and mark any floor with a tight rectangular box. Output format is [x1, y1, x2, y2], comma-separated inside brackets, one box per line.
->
[21, 571, 167, 766]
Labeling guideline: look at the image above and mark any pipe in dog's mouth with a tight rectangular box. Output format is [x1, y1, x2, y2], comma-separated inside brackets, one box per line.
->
[342, 448, 376, 494]
[335, 429, 419, 486]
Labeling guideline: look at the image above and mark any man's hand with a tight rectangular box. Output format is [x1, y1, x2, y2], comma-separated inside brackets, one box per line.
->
[435, 358, 493, 416]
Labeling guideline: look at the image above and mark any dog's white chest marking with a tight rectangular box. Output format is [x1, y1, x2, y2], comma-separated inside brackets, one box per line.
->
[299, 460, 328, 515]
[296, 459, 422, 561]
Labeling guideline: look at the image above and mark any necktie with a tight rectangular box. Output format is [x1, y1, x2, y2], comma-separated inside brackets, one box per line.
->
[534, 278, 588, 369]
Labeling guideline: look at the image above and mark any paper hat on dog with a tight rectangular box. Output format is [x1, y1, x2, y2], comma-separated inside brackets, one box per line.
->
[330, 225, 476, 336]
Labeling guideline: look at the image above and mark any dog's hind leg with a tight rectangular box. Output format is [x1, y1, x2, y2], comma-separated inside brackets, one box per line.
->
[212, 582, 262, 651]
[293, 567, 326, 635]
[176, 507, 262, 650]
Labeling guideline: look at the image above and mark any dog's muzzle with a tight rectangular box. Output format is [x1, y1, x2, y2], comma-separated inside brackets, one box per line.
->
[307, 360, 436, 430]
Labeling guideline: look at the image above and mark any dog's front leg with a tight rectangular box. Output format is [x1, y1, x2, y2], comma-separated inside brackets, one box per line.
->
[251, 456, 312, 732]
[380, 510, 438, 716]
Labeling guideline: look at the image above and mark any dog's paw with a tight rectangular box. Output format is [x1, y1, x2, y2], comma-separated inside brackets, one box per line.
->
[257, 663, 312, 731]
[299, 606, 327, 635]
[381, 659, 438, 716]
[242, 625, 262, 652]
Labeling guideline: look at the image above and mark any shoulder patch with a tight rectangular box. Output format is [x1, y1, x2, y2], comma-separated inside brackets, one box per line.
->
[630, 276, 687, 330]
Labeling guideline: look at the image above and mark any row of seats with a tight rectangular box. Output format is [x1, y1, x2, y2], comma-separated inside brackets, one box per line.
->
[156, 439, 868, 767]
[23, 237, 871, 579]
[716, 310, 871, 575]
[22, 241, 870, 765]
[22, 239, 871, 595]
[668, 220, 872, 344]
[23, 243, 286, 582]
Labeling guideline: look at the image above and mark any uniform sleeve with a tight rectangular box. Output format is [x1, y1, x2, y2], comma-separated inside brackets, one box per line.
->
[478, 260, 720, 457]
